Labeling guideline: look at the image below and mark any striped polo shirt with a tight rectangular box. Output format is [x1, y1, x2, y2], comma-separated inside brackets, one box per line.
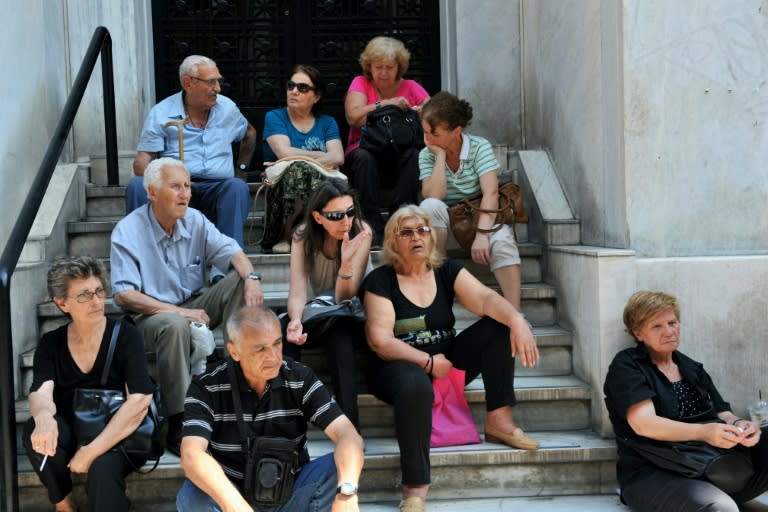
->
[418, 133, 500, 206]
[182, 358, 343, 491]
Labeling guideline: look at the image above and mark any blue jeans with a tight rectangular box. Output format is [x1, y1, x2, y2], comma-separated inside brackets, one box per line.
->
[176, 453, 336, 511]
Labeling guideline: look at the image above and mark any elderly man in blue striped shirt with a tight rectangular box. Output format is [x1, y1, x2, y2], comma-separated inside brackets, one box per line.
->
[176, 305, 364, 511]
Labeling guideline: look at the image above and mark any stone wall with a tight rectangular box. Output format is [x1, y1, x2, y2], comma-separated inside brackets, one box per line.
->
[453, 0, 523, 147]
[0, 1, 68, 251]
[623, 0, 768, 257]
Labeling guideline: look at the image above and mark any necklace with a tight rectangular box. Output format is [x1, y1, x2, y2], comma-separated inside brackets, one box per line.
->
[185, 106, 210, 129]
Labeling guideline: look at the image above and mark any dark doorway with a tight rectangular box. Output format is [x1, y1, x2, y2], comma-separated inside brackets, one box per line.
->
[151, 0, 441, 170]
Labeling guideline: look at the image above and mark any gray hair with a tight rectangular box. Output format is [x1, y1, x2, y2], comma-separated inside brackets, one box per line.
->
[143, 157, 188, 194]
[179, 55, 217, 86]
[47, 256, 107, 300]
[226, 305, 281, 347]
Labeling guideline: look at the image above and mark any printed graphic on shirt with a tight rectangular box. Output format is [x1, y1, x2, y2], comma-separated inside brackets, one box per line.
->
[394, 315, 455, 347]
[302, 136, 327, 152]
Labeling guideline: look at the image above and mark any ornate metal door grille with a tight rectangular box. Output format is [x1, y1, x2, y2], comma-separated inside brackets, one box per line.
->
[152, 0, 441, 168]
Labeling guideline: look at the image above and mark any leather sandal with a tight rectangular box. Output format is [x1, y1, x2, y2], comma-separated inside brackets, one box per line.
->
[399, 496, 426, 512]
[484, 424, 540, 450]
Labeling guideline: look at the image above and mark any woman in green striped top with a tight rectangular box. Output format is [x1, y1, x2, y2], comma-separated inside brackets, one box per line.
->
[417, 92, 523, 309]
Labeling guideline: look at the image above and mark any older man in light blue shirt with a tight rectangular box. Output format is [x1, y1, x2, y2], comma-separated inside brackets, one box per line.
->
[125, 55, 257, 248]
[112, 157, 263, 456]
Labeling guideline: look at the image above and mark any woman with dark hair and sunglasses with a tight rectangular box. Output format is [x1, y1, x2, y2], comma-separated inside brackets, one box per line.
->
[24, 256, 155, 512]
[283, 178, 372, 427]
[261, 64, 345, 253]
[361, 205, 539, 512]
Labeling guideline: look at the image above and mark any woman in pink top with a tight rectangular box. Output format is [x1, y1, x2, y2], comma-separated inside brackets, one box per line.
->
[344, 36, 430, 248]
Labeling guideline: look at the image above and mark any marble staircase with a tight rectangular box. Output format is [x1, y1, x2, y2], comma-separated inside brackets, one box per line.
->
[14, 161, 623, 510]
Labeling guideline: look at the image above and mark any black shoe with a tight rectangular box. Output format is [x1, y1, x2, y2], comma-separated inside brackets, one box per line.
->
[165, 413, 183, 457]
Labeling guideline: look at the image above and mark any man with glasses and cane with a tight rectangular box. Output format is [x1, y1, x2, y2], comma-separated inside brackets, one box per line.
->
[126, 55, 257, 256]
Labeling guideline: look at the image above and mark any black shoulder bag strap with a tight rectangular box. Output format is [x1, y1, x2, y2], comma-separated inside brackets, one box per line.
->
[227, 357, 252, 449]
[103, 319, 162, 473]
[99, 319, 122, 386]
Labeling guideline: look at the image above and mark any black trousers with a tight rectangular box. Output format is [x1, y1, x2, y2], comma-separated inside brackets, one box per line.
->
[282, 316, 367, 428]
[23, 416, 145, 511]
[369, 316, 516, 485]
[621, 426, 768, 512]
[343, 147, 421, 238]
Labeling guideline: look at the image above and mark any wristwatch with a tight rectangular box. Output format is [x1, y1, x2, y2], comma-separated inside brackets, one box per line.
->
[246, 272, 261, 281]
[336, 482, 358, 496]
[238, 163, 248, 172]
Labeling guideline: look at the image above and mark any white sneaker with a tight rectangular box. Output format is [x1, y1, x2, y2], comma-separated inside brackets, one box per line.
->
[272, 241, 291, 253]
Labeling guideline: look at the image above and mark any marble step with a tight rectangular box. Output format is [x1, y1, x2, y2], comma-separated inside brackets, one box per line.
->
[32, 282, 558, 345]
[16, 373, 591, 438]
[65, 216, 534, 274]
[17, 319, 572, 400]
[16, 429, 617, 510]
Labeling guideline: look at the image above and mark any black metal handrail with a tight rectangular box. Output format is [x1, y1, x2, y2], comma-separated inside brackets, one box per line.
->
[0, 26, 118, 511]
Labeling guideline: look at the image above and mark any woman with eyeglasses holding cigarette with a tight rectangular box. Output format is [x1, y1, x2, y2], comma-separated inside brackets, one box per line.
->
[283, 178, 372, 427]
[361, 205, 539, 512]
[24, 256, 154, 512]
[261, 64, 345, 253]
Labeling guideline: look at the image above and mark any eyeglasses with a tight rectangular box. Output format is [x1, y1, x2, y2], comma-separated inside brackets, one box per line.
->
[190, 76, 224, 87]
[286, 80, 315, 93]
[70, 287, 107, 303]
[318, 206, 356, 221]
[397, 226, 432, 239]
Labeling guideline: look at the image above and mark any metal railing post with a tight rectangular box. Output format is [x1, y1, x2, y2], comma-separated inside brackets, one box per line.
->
[101, 33, 119, 186]
[0, 26, 115, 511]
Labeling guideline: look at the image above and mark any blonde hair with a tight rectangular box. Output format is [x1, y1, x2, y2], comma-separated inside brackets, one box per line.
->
[623, 291, 681, 341]
[359, 36, 410, 80]
[381, 205, 443, 271]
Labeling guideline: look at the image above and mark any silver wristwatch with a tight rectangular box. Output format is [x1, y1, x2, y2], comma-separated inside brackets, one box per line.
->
[336, 482, 358, 496]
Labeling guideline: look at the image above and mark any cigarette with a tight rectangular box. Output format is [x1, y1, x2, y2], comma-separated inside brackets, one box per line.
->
[40, 455, 48, 471]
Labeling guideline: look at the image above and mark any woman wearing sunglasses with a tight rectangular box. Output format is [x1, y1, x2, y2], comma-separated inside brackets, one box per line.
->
[361, 205, 539, 512]
[261, 64, 345, 253]
[284, 178, 372, 427]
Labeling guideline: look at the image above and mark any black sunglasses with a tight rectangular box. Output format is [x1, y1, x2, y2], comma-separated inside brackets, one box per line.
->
[286, 80, 315, 93]
[318, 206, 356, 221]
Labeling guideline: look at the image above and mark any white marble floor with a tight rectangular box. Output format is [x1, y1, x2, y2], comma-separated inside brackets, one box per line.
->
[360, 493, 768, 511]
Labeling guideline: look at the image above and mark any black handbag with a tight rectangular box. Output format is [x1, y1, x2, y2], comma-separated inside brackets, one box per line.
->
[72, 320, 165, 472]
[359, 105, 424, 154]
[300, 295, 367, 336]
[622, 431, 754, 493]
[228, 360, 300, 507]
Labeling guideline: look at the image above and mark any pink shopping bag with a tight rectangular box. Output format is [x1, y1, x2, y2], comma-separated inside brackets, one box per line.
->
[430, 367, 481, 448]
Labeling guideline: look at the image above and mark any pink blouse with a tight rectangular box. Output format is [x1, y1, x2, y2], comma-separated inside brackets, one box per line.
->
[345, 75, 429, 154]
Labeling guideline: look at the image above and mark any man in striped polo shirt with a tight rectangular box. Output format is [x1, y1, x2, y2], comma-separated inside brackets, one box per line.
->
[176, 305, 364, 511]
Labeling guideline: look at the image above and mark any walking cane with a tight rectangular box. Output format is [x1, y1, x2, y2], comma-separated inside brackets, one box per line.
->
[163, 117, 189, 161]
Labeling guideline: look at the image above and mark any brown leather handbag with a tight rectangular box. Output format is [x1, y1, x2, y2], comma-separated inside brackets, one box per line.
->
[447, 180, 528, 250]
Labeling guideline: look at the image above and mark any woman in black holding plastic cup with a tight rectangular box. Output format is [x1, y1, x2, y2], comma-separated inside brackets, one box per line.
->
[604, 290, 768, 511]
